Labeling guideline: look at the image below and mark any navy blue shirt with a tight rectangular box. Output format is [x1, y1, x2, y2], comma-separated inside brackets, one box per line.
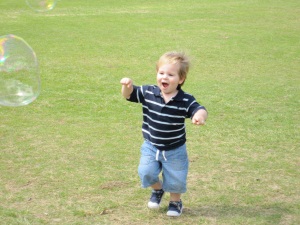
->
[128, 85, 206, 151]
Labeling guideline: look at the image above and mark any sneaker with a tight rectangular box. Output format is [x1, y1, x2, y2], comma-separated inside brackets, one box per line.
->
[147, 189, 165, 209]
[167, 200, 183, 217]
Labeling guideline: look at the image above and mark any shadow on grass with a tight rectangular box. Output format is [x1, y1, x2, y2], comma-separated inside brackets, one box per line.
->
[183, 203, 297, 223]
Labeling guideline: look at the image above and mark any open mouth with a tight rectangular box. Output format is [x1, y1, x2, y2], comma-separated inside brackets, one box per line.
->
[162, 82, 169, 88]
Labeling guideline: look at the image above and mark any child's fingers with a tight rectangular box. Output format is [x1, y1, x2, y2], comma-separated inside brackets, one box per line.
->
[192, 118, 198, 125]
[120, 78, 128, 85]
[192, 117, 205, 125]
[120, 78, 131, 86]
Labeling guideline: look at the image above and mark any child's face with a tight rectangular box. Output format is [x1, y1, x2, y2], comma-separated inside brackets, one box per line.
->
[156, 63, 184, 95]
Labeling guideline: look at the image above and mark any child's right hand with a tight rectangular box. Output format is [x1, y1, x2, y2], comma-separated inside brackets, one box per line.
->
[120, 77, 133, 98]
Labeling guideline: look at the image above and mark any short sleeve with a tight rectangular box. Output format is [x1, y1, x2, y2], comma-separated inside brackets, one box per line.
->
[127, 85, 145, 103]
[186, 96, 207, 119]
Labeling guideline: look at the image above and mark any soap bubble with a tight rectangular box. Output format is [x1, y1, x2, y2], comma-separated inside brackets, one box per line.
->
[0, 34, 40, 107]
[26, 0, 57, 12]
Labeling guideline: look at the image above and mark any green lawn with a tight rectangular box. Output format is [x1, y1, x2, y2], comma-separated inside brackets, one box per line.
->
[0, 0, 299, 224]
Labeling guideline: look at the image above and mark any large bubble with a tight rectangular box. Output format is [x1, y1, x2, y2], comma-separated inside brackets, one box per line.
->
[0, 34, 40, 107]
[26, 0, 57, 12]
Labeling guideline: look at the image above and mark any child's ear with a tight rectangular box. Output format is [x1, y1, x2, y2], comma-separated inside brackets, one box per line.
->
[179, 78, 185, 84]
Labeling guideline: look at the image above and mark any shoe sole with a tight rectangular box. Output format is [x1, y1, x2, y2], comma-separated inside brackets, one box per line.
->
[148, 201, 160, 209]
[166, 207, 183, 217]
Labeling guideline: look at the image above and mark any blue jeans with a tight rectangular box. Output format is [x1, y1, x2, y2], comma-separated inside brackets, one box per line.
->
[138, 140, 189, 193]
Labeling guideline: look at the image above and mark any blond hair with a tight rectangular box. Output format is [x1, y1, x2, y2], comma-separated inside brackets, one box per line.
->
[156, 51, 190, 89]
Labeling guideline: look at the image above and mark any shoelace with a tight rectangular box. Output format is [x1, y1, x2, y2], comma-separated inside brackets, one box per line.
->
[151, 190, 164, 201]
[153, 190, 163, 195]
[169, 201, 181, 211]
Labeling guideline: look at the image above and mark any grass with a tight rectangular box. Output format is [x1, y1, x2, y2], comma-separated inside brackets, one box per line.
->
[0, 0, 299, 224]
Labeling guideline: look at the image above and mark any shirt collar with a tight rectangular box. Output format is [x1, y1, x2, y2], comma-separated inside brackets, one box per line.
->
[153, 86, 185, 101]
[153, 86, 161, 97]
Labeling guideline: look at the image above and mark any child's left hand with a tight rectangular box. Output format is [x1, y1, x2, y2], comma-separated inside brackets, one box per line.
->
[192, 109, 207, 126]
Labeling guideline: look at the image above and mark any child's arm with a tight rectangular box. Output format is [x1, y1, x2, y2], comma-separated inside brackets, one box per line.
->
[192, 109, 208, 126]
[120, 77, 134, 99]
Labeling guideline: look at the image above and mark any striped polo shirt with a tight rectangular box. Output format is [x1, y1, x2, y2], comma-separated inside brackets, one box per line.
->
[128, 85, 206, 151]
